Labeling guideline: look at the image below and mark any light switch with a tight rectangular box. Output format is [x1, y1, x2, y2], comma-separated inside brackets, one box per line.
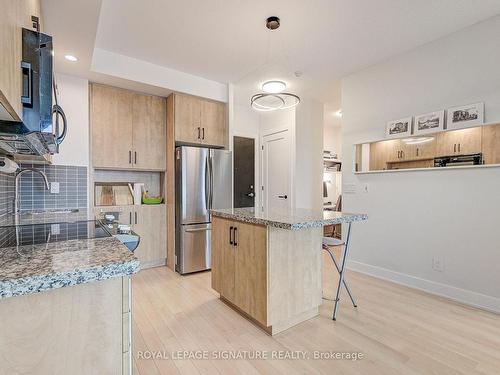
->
[362, 183, 369, 193]
[50, 182, 59, 194]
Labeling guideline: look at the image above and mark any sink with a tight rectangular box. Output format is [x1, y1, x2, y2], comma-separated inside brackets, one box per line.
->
[26, 209, 80, 215]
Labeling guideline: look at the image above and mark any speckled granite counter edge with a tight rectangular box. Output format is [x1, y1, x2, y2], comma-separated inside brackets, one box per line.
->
[211, 211, 368, 230]
[0, 259, 140, 299]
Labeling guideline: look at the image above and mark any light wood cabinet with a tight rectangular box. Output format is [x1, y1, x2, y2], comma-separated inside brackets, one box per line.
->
[91, 84, 134, 169]
[413, 138, 437, 159]
[0, 0, 40, 121]
[132, 93, 166, 170]
[201, 99, 226, 147]
[211, 217, 235, 301]
[133, 204, 167, 267]
[369, 139, 399, 170]
[234, 220, 267, 325]
[211, 217, 267, 326]
[91, 84, 166, 171]
[174, 94, 202, 144]
[482, 124, 500, 164]
[436, 127, 482, 156]
[172, 93, 227, 148]
[0, 277, 127, 374]
[94, 204, 166, 268]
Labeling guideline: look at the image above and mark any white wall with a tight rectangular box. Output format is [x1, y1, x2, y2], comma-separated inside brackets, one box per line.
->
[324, 125, 342, 159]
[51, 74, 89, 167]
[342, 15, 500, 312]
[295, 98, 324, 210]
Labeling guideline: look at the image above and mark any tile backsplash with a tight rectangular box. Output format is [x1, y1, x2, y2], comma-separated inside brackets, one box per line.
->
[18, 164, 88, 211]
[0, 172, 15, 217]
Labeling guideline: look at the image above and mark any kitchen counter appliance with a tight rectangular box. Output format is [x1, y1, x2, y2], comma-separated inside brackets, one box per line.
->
[434, 153, 483, 167]
[0, 28, 67, 156]
[175, 146, 232, 274]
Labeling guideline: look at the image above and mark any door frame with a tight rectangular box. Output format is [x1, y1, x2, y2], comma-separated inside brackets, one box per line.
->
[260, 126, 294, 213]
[230, 132, 260, 211]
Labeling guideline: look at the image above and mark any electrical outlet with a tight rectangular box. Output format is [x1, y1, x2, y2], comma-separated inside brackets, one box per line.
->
[432, 257, 444, 272]
[50, 182, 59, 194]
[51, 224, 60, 235]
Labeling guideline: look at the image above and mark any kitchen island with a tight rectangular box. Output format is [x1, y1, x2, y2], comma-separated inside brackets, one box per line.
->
[210, 207, 367, 335]
[0, 211, 139, 375]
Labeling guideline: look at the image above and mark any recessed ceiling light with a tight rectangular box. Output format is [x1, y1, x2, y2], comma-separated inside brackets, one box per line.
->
[262, 80, 286, 94]
[64, 55, 78, 62]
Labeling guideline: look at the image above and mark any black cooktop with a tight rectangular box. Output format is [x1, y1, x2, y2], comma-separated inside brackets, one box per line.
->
[0, 220, 112, 248]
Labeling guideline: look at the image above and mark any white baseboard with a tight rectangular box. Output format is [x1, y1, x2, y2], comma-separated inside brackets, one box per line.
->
[347, 260, 500, 314]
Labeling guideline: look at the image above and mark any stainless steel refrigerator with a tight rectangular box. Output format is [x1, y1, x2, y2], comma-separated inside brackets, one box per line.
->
[175, 146, 232, 274]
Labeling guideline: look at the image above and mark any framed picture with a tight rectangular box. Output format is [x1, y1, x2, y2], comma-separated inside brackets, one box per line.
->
[447, 102, 484, 129]
[386, 117, 412, 138]
[414, 110, 444, 135]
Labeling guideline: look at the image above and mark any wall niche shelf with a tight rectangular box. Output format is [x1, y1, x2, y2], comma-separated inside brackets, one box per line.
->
[354, 121, 500, 173]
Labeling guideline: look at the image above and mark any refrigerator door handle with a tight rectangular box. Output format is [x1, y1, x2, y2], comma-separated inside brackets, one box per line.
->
[209, 152, 214, 209]
[204, 155, 210, 210]
[185, 228, 212, 233]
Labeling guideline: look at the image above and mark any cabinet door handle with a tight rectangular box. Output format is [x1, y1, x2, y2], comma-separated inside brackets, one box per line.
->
[229, 226, 234, 245]
[134, 151, 137, 164]
[129, 212, 132, 224]
[197, 127, 201, 139]
[416, 148, 419, 157]
[454, 144, 457, 153]
[202, 127, 205, 140]
[458, 143, 461, 153]
[129, 150, 132, 164]
[233, 227, 238, 246]
[134, 211, 138, 225]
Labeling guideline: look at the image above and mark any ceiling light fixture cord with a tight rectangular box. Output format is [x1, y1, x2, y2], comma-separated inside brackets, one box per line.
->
[250, 16, 301, 112]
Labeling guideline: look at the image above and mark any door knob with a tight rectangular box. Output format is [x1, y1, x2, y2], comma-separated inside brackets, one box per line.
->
[246, 192, 255, 198]
[278, 195, 288, 199]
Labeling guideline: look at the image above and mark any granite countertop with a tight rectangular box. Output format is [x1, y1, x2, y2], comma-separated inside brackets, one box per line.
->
[0, 210, 140, 299]
[210, 207, 368, 230]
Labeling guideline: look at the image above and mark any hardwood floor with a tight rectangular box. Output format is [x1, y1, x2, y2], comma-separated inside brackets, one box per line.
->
[131, 251, 500, 375]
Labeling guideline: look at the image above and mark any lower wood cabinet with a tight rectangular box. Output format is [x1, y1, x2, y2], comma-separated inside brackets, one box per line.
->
[94, 204, 167, 268]
[133, 204, 167, 268]
[211, 217, 267, 326]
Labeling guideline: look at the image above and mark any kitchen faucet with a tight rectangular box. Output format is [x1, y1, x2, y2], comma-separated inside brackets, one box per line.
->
[14, 168, 50, 213]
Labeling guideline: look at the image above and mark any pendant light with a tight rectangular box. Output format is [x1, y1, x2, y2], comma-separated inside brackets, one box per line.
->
[250, 17, 301, 112]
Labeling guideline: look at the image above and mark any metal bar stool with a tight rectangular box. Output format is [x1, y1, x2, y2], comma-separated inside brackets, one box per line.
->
[322, 222, 357, 320]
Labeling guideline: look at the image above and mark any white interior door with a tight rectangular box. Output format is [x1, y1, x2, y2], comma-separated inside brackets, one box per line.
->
[262, 129, 291, 213]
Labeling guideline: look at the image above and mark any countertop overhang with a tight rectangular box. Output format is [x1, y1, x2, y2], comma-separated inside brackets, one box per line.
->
[210, 207, 368, 230]
[0, 211, 140, 300]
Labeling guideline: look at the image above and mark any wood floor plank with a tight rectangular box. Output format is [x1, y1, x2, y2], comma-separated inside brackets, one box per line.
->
[130, 255, 500, 375]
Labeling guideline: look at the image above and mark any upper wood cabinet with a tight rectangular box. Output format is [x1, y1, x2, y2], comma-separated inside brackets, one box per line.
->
[132, 93, 166, 170]
[482, 124, 500, 164]
[436, 127, 481, 157]
[172, 93, 227, 148]
[211, 216, 267, 326]
[91, 84, 134, 169]
[91, 84, 166, 171]
[201, 99, 226, 147]
[0, 0, 41, 121]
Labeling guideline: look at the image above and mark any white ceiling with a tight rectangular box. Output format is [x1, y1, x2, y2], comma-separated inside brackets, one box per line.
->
[42, 0, 500, 106]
